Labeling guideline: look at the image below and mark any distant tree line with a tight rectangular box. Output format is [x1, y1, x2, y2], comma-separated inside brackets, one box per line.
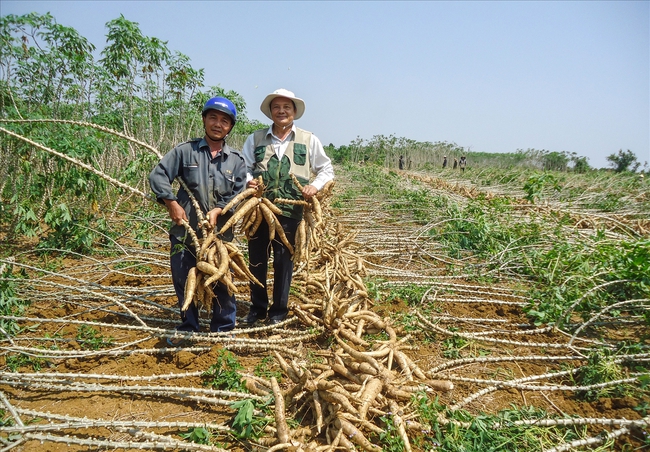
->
[326, 138, 646, 175]
[326, 137, 598, 173]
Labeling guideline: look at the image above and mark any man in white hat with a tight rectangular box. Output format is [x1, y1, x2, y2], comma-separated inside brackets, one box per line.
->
[240, 89, 334, 326]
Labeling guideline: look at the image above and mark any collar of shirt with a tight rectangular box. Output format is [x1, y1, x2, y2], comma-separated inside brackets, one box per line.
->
[265, 125, 296, 159]
[266, 124, 296, 141]
[198, 137, 231, 158]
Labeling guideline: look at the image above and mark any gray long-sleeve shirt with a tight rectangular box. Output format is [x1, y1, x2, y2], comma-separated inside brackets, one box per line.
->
[149, 137, 247, 241]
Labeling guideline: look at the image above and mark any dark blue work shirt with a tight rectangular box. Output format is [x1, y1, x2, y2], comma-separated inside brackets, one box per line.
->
[149, 138, 247, 241]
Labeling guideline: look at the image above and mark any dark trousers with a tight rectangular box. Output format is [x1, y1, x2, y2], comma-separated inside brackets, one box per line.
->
[170, 235, 236, 332]
[247, 216, 300, 321]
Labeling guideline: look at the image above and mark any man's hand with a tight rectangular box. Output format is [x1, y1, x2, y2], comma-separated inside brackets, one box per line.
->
[302, 184, 318, 200]
[207, 207, 223, 229]
[247, 178, 259, 189]
[163, 199, 187, 226]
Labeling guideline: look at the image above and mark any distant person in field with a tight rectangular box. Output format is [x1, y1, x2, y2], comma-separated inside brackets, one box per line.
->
[453, 158, 458, 169]
[241, 89, 334, 326]
[459, 156, 467, 172]
[442, 156, 448, 168]
[149, 97, 246, 345]
[399, 155, 405, 170]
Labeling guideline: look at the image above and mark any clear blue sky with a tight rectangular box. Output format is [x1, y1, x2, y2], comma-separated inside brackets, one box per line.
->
[2, 1, 648, 169]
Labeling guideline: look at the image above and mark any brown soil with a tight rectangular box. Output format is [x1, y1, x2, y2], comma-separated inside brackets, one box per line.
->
[1, 168, 647, 451]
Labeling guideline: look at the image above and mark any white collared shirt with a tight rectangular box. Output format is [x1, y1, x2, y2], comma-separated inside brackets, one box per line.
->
[242, 124, 334, 190]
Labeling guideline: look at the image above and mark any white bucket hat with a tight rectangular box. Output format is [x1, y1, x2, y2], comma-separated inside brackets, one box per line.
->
[260, 88, 306, 121]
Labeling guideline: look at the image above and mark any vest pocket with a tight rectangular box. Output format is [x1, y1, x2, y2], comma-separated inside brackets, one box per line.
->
[293, 144, 307, 165]
[254, 146, 266, 163]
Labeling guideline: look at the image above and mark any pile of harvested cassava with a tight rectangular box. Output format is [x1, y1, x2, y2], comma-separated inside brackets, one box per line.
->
[176, 175, 454, 451]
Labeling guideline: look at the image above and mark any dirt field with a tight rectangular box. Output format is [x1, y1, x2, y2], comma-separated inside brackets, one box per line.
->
[0, 167, 647, 451]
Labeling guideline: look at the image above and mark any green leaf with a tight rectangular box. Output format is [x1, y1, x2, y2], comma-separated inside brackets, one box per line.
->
[230, 399, 258, 439]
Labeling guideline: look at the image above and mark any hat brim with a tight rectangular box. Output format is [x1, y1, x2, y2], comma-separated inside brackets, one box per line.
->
[260, 94, 305, 121]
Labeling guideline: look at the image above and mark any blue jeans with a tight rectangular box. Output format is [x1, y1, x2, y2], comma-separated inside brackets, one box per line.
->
[170, 235, 236, 332]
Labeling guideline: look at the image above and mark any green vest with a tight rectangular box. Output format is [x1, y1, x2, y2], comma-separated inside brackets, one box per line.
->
[252, 127, 312, 219]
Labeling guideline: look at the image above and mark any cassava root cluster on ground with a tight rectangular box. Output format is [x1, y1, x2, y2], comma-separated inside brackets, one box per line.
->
[221, 179, 455, 451]
[180, 174, 454, 450]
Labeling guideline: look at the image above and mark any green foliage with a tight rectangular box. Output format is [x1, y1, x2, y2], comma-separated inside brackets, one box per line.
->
[342, 164, 647, 343]
[112, 260, 152, 274]
[3, 120, 117, 253]
[0, 12, 96, 115]
[516, 149, 590, 173]
[571, 155, 590, 173]
[332, 135, 467, 168]
[634, 400, 649, 416]
[377, 414, 407, 452]
[120, 205, 162, 249]
[1, 12, 264, 252]
[542, 151, 569, 171]
[593, 239, 650, 299]
[38, 205, 105, 254]
[339, 163, 446, 224]
[522, 173, 561, 203]
[526, 238, 650, 327]
[389, 188, 440, 223]
[254, 356, 283, 381]
[606, 149, 640, 173]
[0, 409, 13, 427]
[179, 427, 212, 444]
[384, 283, 429, 306]
[411, 394, 587, 451]
[588, 193, 624, 212]
[101, 15, 167, 80]
[230, 399, 271, 440]
[75, 324, 114, 350]
[324, 143, 347, 164]
[574, 349, 628, 401]
[362, 330, 390, 342]
[326, 139, 590, 173]
[202, 349, 246, 392]
[437, 196, 541, 260]
[442, 332, 470, 359]
[348, 162, 402, 195]
[0, 265, 29, 337]
[330, 189, 357, 209]
[5, 353, 50, 372]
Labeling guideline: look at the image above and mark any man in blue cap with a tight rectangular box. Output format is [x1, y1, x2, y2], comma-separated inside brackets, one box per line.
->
[149, 97, 246, 344]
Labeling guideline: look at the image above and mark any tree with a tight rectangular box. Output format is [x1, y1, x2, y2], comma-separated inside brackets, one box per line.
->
[0, 12, 259, 252]
[569, 152, 590, 173]
[606, 149, 640, 173]
[0, 12, 96, 118]
[542, 151, 569, 171]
